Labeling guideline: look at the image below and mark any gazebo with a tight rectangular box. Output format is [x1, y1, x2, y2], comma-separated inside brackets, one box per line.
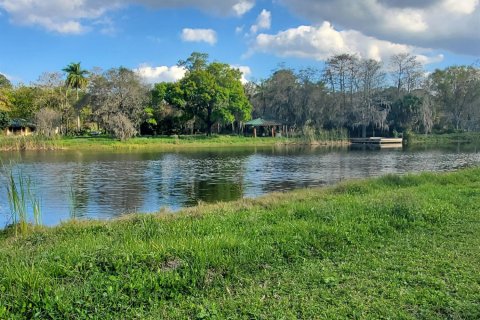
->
[245, 118, 282, 138]
[5, 119, 36, 136]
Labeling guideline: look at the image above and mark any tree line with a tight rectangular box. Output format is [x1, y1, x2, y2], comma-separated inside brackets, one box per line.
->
[248, 53, 480, 137]
[1, 52, 479, 140]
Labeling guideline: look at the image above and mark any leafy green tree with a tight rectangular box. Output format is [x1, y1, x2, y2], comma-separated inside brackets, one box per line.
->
[0, 74, 12, 89]
[10, 86, 39, 120]
[0, 110, 10, 130]
[170, 53, 252, 135]
[388, 94, 423, 132]
[147, 82, 185, 134]
[0, 88, 14, 112]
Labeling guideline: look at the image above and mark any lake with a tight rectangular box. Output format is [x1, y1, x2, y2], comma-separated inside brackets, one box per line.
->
[1, 144, 479, 227]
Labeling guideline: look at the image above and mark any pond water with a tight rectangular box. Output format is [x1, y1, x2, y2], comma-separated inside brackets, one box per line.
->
[1, 143, 479, 227]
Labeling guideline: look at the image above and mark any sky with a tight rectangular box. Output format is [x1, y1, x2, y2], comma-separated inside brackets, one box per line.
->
[0, 0, 479, 85]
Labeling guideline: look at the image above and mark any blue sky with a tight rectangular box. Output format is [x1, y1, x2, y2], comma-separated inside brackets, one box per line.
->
[0, 0, 479, 85]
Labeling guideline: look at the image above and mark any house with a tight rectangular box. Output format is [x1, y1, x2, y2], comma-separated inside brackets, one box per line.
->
[5, 119, 36, 136]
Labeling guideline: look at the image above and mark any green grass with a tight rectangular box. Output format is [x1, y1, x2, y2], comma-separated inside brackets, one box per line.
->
[0, 134, 350, 151]
[1, 168, 480, 319]
[408, 132, 480, 145]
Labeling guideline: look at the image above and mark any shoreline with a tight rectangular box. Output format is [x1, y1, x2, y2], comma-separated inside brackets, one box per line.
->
[0, 135, 351, 151]
[2, 132, 480, 152]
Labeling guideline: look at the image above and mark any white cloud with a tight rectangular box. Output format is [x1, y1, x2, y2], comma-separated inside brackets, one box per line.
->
[181, 28, 217, 45]
[442, 0, 478, 14]
[250, 9, 271, 34]
[251, 22, 443, 64]
[0, 0, 255, 34]
[232, 65, 252, 83]
[135, 64, 186, 83]
[232, 0, 255, 16]
[279, 0, 480, 55]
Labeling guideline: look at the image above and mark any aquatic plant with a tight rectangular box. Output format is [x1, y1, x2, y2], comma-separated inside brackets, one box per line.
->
[2, 164, 42, 235]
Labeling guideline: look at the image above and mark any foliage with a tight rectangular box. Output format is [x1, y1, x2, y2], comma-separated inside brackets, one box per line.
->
[88, 67, 149, 140]
[63, 62, 89, 100]
[388, 94, 423, 132]
[389, 52, 424, 95]
[0, 73, 12, 89]
[34, 108, 61, 137]
[9, 86, 40, 120]
[1, 53, 480, 138]
[1, 168, 479, 318]
[107, 114, 138, 141]
[430, 66, 480, 131]
[0, 88, 14, 112]
[0, 110, 10, 130]
[169, 53, 252, 135]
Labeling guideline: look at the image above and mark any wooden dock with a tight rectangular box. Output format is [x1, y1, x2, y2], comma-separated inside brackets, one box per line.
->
[350, 137, 403, 147]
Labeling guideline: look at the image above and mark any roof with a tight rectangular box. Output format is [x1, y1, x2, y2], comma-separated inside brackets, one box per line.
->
[9, 118, 35, 128]
[245, 118, 281, 126]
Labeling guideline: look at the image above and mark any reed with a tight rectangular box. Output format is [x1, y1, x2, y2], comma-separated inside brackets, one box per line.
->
[2, 164, 42, 235]
[68, 186, 78, 220]
[300, 122, 349, 144]
[0, 135, 59, 151]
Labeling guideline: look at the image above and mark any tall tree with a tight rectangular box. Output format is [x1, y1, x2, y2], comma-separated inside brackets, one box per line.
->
[430, 66, 480, 131]
[170, 53, 252, 135]
[0, 74, 12, 89]
[89, 67, 149, 140]
[353, 59, 388, 137]
[63, 62, 89, 131]
[63, 62, 89, 100]
[323, 54, 359, 126]
[35, 72, 71, 134]
[390, 53, 424, 96]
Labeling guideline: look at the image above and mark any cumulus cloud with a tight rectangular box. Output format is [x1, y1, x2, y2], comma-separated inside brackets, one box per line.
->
[0, 0, 255, 34]
[135, 64, 186, 83]
[232, 0, 255, 16]
[181, 28, 217, 45]
[250, 22, 443, 64]
[279, 0, 480, 55]
[250, 9, 271, 34]
[231, 65, 252, 83]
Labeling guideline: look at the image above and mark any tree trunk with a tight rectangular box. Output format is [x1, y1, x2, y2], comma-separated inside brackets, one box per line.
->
[206, 106, 213, 136]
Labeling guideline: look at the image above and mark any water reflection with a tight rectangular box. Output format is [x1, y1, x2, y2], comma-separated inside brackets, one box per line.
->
[1, 144, 479, 227]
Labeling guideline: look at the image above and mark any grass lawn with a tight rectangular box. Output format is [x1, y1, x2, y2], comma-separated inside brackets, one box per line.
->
[408, 132, 480, 145]
[1, 168, 479, 319]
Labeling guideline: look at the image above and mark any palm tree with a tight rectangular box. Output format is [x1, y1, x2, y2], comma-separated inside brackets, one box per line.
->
[63, 62, 89, 131]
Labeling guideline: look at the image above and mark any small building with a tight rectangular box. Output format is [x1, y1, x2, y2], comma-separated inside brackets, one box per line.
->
[245, 118, 283, 138]
[5, 119, 36, 136]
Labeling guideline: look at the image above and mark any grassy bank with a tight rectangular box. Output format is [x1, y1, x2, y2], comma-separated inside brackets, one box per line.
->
[408, 132, 480, 145]
[1, 168, 480, 319]
[0, 135, 350, 151]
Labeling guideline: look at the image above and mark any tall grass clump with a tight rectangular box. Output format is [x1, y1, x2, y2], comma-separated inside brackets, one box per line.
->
[0, 135, 59, 151]
[69, 186, 79, 220]
[2, 164, 42, 235]
[301, 121, 349, 144]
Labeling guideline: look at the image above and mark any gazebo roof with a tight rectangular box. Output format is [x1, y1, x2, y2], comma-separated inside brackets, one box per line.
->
[245, 118, 281, 126]
[9, 118, 35, 128]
